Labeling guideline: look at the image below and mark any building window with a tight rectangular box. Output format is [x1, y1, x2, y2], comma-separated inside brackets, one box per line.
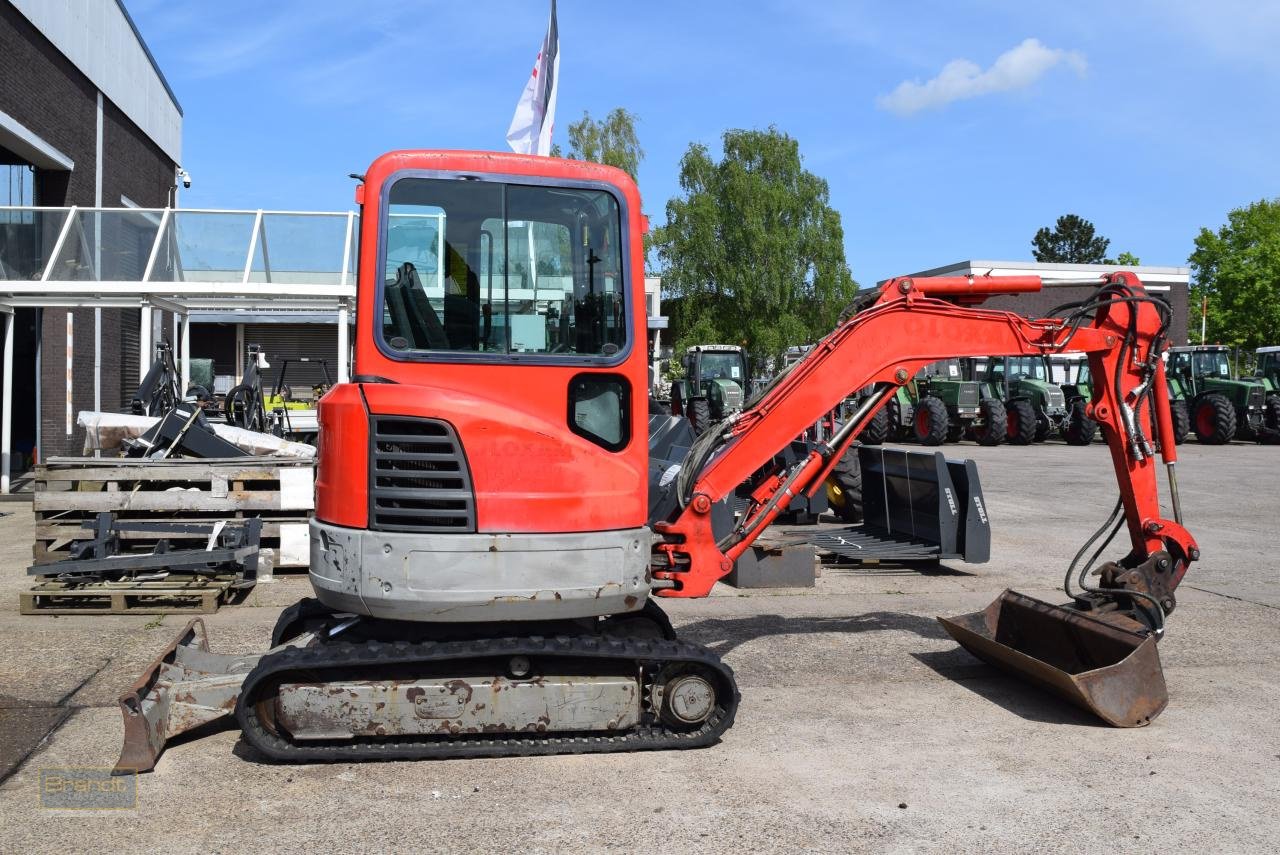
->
[1, 163, 36, 207]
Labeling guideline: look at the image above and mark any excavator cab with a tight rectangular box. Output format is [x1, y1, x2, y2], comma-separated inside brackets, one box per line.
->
[312, 153, 655, 623]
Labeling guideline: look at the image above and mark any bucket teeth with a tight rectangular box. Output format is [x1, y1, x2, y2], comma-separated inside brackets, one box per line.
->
[938, 589, 1168, 727]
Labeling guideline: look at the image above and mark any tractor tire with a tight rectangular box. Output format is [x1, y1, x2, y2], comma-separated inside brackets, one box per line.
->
[946, 424, 964, 444]
[972, 398, 1006, 446]
[1170, 399, 1190, 445]
[669, 385, 684, 418]
[1033, 412, 1052, 443]
[648, 397, 671, 416]
[1006, 399, 1037, 446]
[1268, 395, 1280, 431]
[886, 396, 905, 441]
[1192, 393, 1236, 444]
[687, 397, 713, 437]
[912, 396, 948, 446]
[1257, 396, 1280, 444]
[825, 445, 863, 523]
[1064, 400, 1097, 446]
[861, 406, 890, 445]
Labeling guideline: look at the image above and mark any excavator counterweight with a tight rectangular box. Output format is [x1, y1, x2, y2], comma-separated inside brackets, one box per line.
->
[116, 151, 1196, 772]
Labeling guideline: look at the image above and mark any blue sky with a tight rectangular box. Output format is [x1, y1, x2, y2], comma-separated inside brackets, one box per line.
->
[127, 0, 1280, 285]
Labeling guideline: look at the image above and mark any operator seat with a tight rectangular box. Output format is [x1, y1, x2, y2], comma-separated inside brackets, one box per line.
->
[387, 262, 449, 350]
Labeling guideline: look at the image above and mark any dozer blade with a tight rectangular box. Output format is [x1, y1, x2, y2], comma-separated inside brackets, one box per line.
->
[115, 619, 262, 774]
[937, 590, 1167, 728]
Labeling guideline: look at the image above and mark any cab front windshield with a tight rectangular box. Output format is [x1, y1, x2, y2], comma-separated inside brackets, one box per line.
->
[1195, 351, 1230, 378]
[1172, 350, 1230, 379]
[986, 356, 1049, 382]
[699, 352, 743, 382]
[380, 177, 626, 357]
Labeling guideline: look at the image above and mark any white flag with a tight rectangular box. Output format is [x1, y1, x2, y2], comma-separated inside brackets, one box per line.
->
[506, 1, 559, 156]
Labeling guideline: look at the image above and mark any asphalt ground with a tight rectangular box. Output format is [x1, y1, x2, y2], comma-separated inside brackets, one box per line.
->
[0, 438, 1276, 853]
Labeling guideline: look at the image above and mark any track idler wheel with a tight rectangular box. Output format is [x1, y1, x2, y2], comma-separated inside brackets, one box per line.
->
[653, 665, 722, 729]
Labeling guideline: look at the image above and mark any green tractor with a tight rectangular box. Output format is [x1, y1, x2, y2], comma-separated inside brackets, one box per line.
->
[1050, 354, 1102, 445]
[1247, 347, 1280, 426]
[1167, 345, 1275, 444]
[976, 355, 1068, 444]
[669, 344, 750, 435]
[1052, 353, 1194, 446]
[1254, 347, 1280, 394]
[857, 362, 1003, 447]
[915, 359, 1005, 445]
[850, 381, 935, 446]
[1163, 370, 1192, 445]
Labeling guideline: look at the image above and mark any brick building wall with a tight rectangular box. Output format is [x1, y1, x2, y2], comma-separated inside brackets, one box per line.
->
[984, 281, 1190, 347]
[2, 1, 178, 459]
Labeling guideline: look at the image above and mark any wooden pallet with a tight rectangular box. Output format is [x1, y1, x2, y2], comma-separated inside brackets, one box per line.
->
[32, 456, 314, 569]
[20, 577, 242, 615]
[35, 456, 315, 514]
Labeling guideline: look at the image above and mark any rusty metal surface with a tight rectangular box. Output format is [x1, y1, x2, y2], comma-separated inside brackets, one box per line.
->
[114, 619, 262, 774]
[938, 589, 1168, 727]
[274, 675, 642, 740]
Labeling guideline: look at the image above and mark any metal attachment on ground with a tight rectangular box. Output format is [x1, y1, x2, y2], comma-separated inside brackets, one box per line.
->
[938, 590, 1168, 727]
[28, 512, 262, 585]
[122, 404, 249, 460]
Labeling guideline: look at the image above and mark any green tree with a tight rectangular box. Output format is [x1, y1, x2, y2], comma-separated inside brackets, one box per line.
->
[654, 127, 858, 364]
[552, 108, 651, 266]
[1032, 214, 1111, 263]
[1103, 251, 1141, 265]
[552, 108, 644, 183]
[1189, 198, 1280, 350]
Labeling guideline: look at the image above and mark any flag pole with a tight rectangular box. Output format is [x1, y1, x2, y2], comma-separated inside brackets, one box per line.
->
[506, 0, 560, 156]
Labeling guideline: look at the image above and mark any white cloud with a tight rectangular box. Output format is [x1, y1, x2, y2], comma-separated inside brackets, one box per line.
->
[877, 38, 1087, 116]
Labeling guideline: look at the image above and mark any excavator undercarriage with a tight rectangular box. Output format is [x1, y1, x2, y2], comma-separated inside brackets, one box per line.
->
[118, 601, 739, 771]
[114, 150, 1197, 773]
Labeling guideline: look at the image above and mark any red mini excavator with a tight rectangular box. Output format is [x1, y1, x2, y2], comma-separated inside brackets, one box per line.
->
[115, 151, 1197, 772]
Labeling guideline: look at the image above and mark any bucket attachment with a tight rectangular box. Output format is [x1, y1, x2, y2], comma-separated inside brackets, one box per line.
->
[115, 619, 261, 774]
[937, 590, 1167, 727]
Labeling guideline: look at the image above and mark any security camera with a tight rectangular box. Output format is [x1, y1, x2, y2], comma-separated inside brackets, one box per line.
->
[178, 169, 192, 189]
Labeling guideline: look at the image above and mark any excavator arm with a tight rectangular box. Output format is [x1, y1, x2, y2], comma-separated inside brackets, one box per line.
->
[652, 272, 1198, 726]
[655, 272, 1197, 600]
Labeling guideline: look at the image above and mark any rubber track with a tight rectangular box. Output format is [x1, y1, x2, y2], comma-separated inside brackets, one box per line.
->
[235, 634, 739, 763]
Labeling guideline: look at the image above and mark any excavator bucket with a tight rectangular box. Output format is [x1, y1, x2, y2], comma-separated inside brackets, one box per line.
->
[115, 619, 260, 774]
[937, 590, 1167, 727]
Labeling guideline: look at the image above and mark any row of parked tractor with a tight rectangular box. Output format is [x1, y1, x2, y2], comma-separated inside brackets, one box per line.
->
[660, 343, 1280, 447]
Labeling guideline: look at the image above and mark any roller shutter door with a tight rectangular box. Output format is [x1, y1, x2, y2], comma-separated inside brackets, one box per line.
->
[243, 323, 337, 399]
[118, 309, 140, 410]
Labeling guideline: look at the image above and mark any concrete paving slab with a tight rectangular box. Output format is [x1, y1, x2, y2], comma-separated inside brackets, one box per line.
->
[0, 438, 1276, 852]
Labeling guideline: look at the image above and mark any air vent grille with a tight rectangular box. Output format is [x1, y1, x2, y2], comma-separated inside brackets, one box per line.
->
[368, 416, 475, 533]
